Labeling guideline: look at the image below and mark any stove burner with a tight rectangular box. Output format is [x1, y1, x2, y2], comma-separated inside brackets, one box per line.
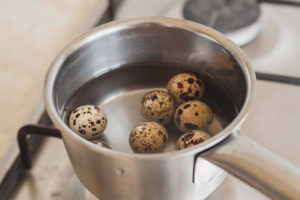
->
[183, 0, 261, 46]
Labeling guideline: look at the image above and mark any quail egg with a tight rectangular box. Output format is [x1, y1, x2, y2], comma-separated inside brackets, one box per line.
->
[140, 90, 175, 124]
[69, 105, 107, 140]
[91, 140, 111, 149]
[129, 121, 168, 153]
[174, 100, 213, 132]
[176, 130, 211, 150]
[167, 73, 205, 103]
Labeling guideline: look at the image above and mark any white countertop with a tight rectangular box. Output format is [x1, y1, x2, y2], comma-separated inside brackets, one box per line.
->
[0, 0, 108, 161]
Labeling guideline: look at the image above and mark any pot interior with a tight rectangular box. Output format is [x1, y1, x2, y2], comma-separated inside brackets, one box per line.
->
[62, 61, 240, 152]
[51, 21, 248, 153]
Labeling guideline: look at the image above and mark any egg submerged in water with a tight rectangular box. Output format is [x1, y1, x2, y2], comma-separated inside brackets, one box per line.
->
[140, 90, 175, 125]
[129, 121, 168, 153]
[91, 140, 111, 149]
[176, 130, 211, 150]
[167, 73, 205, 104]
[69, 105, 107, 140]
[174, 100, 213, 132]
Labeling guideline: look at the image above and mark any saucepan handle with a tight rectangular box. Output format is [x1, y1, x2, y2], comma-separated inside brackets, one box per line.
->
[17, 124, 62, 169]
[200, 131, 300, 200]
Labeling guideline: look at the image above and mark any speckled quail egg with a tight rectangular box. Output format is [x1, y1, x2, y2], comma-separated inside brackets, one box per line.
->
[69, 105, 107, 140]
[91, 140, 111, 149]
[140, 90, 175, 124]
[167, 73, 205, 103]
[129, 121, 168, 153]
[176, 130, 211, 150]
[174, 100, 213, 132]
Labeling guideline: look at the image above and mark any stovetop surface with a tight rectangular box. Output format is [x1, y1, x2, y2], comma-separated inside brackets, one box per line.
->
[116, 0, 300, 77]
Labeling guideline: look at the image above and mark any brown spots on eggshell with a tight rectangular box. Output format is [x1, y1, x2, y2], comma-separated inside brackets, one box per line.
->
[184, 133, 194, 141]
[174, 100, 213, 132]
[184, 123, 199, 130]
[91, 140, 111, 149]
[178, 109, 183, 115]
[176, 130, 211, 150]
[177, 82, 184, 88]
[188, 78, 194, 84]
[129, 121, 168, 153]
[179, 93, 192, 101]
[158, 130, 163, 136]
[151, 94, 158, 101]
[183, 104, 191, 109]
[167, 73, 205, 103]
[140, 90, 175, 125]
[78, 130, 86, 135]
[69, 105, 107, 140]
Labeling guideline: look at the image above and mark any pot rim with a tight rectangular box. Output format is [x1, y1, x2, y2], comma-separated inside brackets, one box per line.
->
[43, 17, 256, 160]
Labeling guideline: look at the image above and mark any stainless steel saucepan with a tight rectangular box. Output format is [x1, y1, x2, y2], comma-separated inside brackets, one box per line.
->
[44, 18, 300, 200]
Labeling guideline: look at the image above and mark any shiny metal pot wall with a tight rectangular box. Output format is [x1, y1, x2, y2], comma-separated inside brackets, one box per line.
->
[44, 18, 300, 200]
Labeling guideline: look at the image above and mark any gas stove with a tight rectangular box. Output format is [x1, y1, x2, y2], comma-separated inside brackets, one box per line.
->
[1, 0, 300, 199]
[116, 0, 300, 76]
